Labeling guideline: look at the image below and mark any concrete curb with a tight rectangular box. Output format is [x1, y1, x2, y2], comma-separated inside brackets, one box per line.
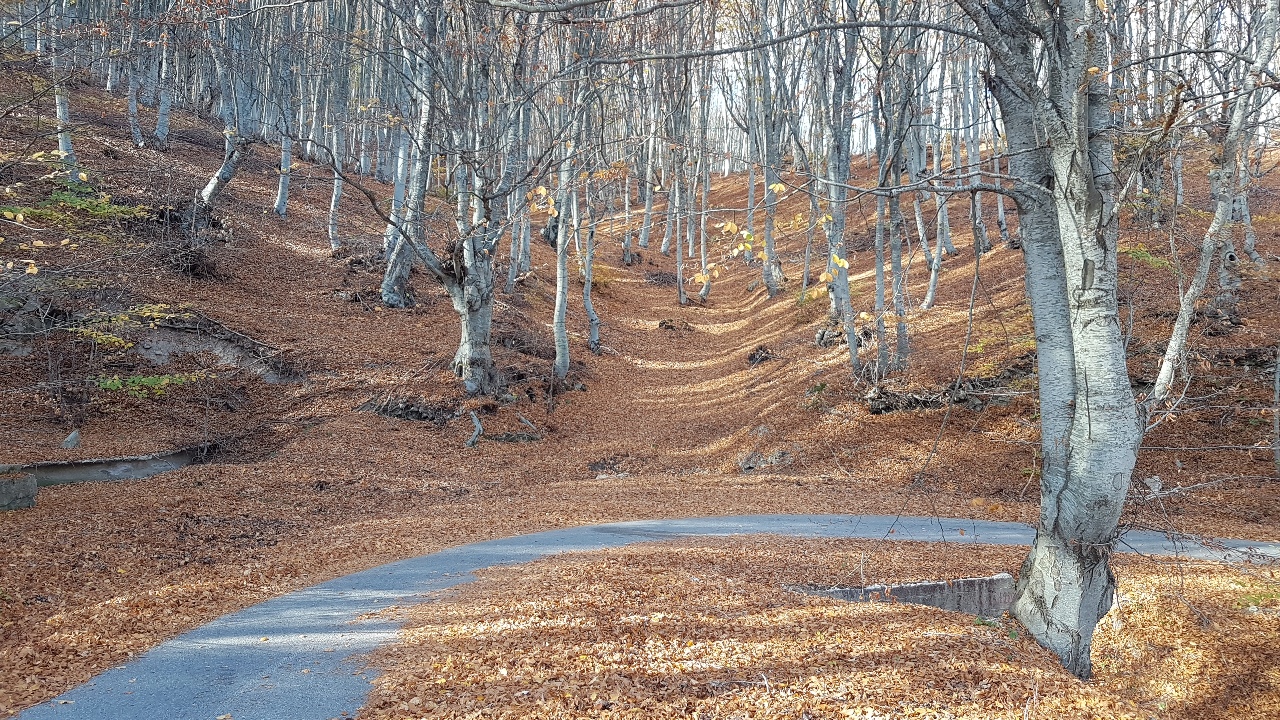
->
[18, 514, 1280, 719]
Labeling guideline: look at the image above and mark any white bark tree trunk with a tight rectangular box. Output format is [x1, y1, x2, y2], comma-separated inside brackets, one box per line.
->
[962, 0, 1143, 679]
[274, 136, 292, 217]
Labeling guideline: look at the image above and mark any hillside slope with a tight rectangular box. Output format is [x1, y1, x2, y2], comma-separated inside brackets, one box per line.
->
[1, 63, 1278, 715]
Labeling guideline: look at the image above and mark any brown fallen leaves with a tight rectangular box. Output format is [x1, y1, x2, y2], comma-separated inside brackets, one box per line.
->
[364, 537, 1280, 720]
[4, 66, 1280, 720]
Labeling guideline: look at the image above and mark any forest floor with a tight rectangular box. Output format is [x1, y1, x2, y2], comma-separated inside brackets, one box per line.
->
[2, 58, 1279, 718]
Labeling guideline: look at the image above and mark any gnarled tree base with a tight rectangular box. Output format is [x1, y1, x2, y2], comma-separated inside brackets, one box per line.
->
[1011, 530, 1116, 679]
[453, 303, 501, 395]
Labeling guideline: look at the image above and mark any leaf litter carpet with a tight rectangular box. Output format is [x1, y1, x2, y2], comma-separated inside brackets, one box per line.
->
[2, 82, 1280, 718]
[364, 537, 1280, 720]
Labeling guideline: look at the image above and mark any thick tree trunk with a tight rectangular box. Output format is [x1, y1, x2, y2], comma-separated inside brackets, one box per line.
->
[1014, 531, 1116, 676]
[967, 0, 1142, 679]
[382, 238, 415, 307]
[450, 283, 500, 395]
[1032, 38, 1140, 683]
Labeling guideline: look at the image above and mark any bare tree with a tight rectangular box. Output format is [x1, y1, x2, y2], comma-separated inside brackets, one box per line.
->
[959, 0, 1143, 678]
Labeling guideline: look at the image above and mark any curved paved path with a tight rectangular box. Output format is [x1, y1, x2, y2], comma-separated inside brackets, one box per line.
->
[18, 514, 1280, 720]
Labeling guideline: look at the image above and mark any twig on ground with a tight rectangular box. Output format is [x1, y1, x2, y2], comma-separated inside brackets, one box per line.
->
[465, 411, 483, 448]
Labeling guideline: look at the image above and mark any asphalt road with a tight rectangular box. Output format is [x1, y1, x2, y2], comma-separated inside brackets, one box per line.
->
[17, 514, 1280, 720]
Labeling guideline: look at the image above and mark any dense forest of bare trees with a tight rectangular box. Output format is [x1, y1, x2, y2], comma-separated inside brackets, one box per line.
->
[4, 0, 1277, 681]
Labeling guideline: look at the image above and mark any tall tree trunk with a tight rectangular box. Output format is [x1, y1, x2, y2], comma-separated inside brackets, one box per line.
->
[888, 190, 909, 367]
[962, 0, 1143, 679]
[274, 135, 292, 217]
[124, 18, 146, 150]
[873, 195, 889, 377]
[552, 187, 572, 379]
[582, 191, 601, 353]
[552, 85, 587, 380]
[50, 36, 77, 169]
[153, 37, 173, 149]
[381, 95, 431, 308]
[621, 170, 633, 265]
[384, 127, 411, 250]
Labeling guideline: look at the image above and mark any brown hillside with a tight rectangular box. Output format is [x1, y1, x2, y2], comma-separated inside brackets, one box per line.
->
[1, 56, 1278, 717]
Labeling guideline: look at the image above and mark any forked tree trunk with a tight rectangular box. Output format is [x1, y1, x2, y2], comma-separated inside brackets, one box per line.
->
[381, 93, 432, 308]
[965, 0, 1143, 679]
